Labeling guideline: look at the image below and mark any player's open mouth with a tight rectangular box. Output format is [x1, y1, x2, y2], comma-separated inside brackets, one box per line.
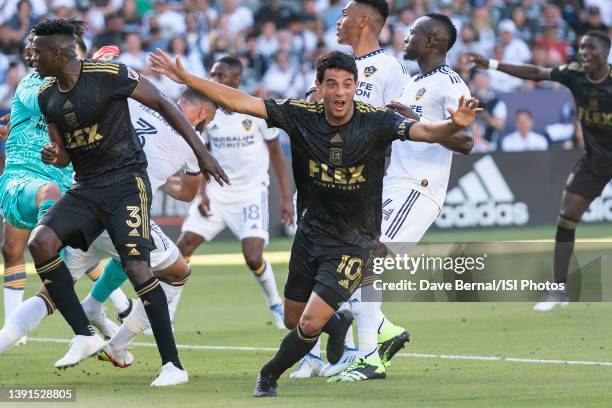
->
[334, 100, 346, 109]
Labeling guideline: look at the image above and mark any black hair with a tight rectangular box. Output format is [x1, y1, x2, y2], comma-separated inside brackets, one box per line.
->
[33, 18, 80, 37]
[353, 0, 389, 21]
[583, 30, 611, 50]
[425, 12, 457, 51]
[315, 51, 358, 83]
[215, 55, 243, 75]
[179, 87, 218, 109]
[515, 109, 533, 119]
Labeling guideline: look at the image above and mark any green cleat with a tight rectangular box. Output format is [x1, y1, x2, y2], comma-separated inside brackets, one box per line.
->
[378, 323, 410, 366]
[327, 354, 386, 382]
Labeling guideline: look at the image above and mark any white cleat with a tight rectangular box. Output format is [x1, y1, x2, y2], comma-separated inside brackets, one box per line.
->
[269, 304, 285, 330]
[150, 362, 189, 387]
[98, 343, 134, 368]
[15, 335, 27, 347]
[320, 347, 359, 377]
[533, 289, 569, 312]
[54, 334, 105, 369]
[86, 308, 119, 339]
[289, 353, 324, 378]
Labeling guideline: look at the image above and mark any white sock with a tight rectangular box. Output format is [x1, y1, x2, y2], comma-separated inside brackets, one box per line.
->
[81, 293, 104, 321]
[110, 282, 183, 351]
[108, 288, 130, 315]
[3, 288, 24, 322]
[0, 296, 48, 353]
[253, 261, 282, 307]
[338, 302, 355, 349]
[310, 337, 321, 359]
[352, 299, 380, 359]
[167, 290, 182, 323]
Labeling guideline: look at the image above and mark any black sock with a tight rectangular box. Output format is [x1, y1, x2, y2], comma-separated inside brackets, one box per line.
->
[135, 278, 182, 370]
[35, 256, 94, 336]
[322, 312, 342, 337]
[260, 326, 319, 378]
[554, 224, 575, 285]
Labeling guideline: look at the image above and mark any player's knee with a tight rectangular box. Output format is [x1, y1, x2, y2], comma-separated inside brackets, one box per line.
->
[36, 183, 61, 203]
[244, 252, 263, 272]
[123, 261, 153, 286]
[284, 314, 298, 330]
[298, 313, 323, 337]
[28, 226, 61, 261]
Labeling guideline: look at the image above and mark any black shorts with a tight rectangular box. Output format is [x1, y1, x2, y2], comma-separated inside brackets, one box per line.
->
[565, 155, 611, 201]
[40, 173, 154, 264]
[284, 228, 374, 309]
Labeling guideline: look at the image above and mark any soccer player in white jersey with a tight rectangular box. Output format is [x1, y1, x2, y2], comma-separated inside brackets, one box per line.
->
[329, 12, 474, 382]
[175, 56, 293, 329]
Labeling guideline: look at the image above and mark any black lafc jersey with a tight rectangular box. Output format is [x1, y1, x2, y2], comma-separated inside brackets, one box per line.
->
[38, 60, 146, 186]
[551, 63, 612, 175]
[264, 98, 415, 248]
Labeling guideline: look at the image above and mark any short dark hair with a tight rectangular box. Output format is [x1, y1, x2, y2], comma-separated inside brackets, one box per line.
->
[354, 0, 389, 21]
[515, 109, 533, 119]
[33, 18, 80, 37]
[583, 30, 611, 50]
[425, 12, 457, 51]
[179, 87, 217, 109]
[316, 51, 358, 83]
[215, 55, 243, 75]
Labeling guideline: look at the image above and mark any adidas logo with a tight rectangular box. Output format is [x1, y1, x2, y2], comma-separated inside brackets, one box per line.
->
[143, 300, 150, 306]
[63, 100, 73, 110]
[339, 279, 349, 289]
[43, 279, 53, 285]
[436, 156, 529, 228]
[330, 133, 343, 144]
[583, 181, 612, 223]
[128, 247, 141, 256]
[129, 228, 140, 237]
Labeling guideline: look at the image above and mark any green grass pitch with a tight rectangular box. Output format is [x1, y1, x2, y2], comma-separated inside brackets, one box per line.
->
[0, 224, 611, 407]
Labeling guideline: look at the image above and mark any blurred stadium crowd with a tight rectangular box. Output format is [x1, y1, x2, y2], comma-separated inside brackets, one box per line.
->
[0, 0, 610, 154]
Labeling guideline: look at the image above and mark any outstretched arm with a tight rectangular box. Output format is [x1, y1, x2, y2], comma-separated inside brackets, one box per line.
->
[161, 173, 203, 202]
[149, 49, 267, 119]
[130, 75, 229, 186]
[409, 97, 482, 143]
[386, 101, 473, 154]
[463, 52, 552, 81]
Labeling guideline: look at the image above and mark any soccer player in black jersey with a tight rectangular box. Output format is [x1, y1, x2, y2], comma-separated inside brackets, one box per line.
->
[149, 49, 482, 396]
[465, 31, 612, 311]
[29, 19, 227, 386]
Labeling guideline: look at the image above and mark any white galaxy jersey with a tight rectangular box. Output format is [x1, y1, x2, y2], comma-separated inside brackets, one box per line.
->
[204, 108, 278, 191]
[308, 48, 409, 106]
[128, 99, 201, 194]
[385, 65, 471, 208]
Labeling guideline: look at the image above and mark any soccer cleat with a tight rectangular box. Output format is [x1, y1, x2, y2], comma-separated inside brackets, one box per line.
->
[320, 347, 358, 377]
[117, 298, 133, 323]
[289, 353, 324, 378]
[54, 334, 105, 369]
[150, 362, 189, 387]
[378, 323, 410, 366]
[327, 353, 386, 382]
[86, 307, 119, 340]
[15, 335, 27, 347]
[533, 289, 569, 312]
[98, 343, 134, 368]
[326, 310, 354, 364]
[253, 372, 277, 397]
[270, 303, 285, 329]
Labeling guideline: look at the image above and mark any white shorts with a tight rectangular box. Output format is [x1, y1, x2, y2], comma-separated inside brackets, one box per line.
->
[380, 185, 440, 247]
[181, 185, 269, 243]
[65, 221, 180, 280]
